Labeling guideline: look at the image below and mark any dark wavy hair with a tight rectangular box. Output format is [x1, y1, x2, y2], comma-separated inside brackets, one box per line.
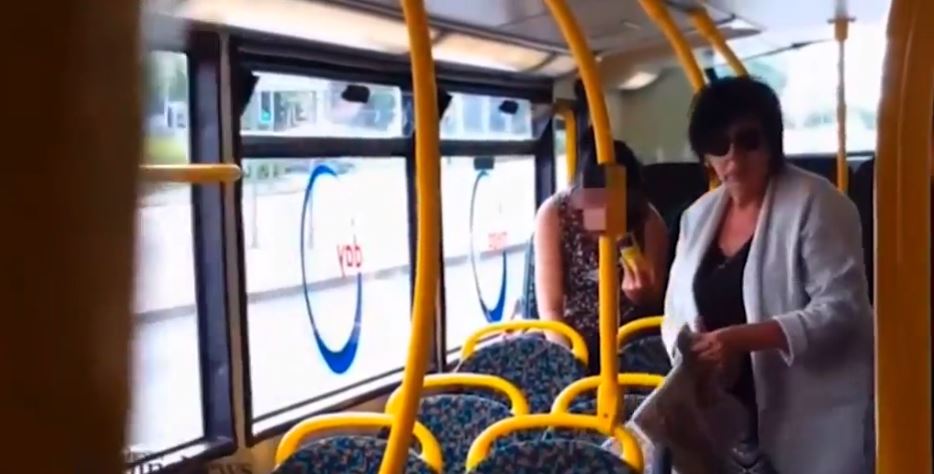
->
[576, 127, 649, 232]
[688, 76, 785, 174]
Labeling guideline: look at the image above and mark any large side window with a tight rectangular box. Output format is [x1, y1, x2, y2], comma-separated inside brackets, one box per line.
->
[441, 155, 536, 357]
[240, 73, 411, 435]
[439, 93, 537, 359]
[554, 116, 570, 191]
[130, 51, 202, 456]
[715, 24, 885, 155]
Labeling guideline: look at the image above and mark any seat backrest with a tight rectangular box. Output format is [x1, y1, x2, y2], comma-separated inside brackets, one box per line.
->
[619, 334, 672, 377]
[641, 162, 707, 225]
[415, 394, 525, 474]
[468, 439, 636, 474]
[544, 394, 648, 447]
[455, 337, 586, 413]
[787, 155, 852, 185]
[272, 436, 435, 474]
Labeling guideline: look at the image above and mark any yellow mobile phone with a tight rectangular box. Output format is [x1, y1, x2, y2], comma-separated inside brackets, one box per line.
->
[619, 234, 647, 272]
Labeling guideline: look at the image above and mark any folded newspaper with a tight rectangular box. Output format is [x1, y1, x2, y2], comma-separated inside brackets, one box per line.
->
[608, 326, 775, 474]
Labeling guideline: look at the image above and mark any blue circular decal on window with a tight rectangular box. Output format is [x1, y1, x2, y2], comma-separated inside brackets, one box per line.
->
[469, 170, 508, 323]
[299, 164, 363, 374]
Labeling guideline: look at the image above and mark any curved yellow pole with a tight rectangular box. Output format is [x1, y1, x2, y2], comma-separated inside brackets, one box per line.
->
[551, 373, 665, 414]
[874, 0, 933, 470]
[834, 18, 850, 193]
[636, 0, 718, 190]
[616, 315, 664, 347]
[385, 373, 530, 416]
[140, 164, 242, 183]
[555, 103, 578, 186]
[689, 8, 748, 76]
[275, 413, 443, 472]
[460, 319, 589, 365]
[380, 0, 441, 472]
[465, 414, 643, 471]
[637, 0, 706, 91]
[544, 0, 622, 433]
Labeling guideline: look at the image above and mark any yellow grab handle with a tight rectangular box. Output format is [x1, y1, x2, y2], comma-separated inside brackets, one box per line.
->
[688, 9, 748, 76]
[381, 0, 442, 472]
[460, 320, 589, 366]
[617, 316, 664, 348]
[385, 373, 530, 416]
[274, 413, 443, 472]
[140, 164, 242, 183]
[551, 373, 665, 414]
[465, 413, 643, 471]
[544, 0, 622, 433]
[555, 102, 578, 186]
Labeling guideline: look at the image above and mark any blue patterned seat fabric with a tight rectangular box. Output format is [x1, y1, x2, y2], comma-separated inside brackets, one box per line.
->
[272, 435, 435, 474]
[454, 336, 586, 413]
[469, 439, 636, 473]
[415, 394, 534, 474]
[618, 334, 671, 393]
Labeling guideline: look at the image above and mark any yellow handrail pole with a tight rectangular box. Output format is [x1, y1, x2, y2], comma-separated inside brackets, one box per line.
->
[833, 18, 850, 193]
[275, 414, 444, 472]
[636, 0, 718, 190]
[544, 0, 621, 433]
[636, 0, 705, 91]
[555, 103, 578, 186]
[688, 8, 748, 76]
[874, 0, 933, 471]
[379, 0, 441, 472]
[139, 164, 242, 183]
[465, 414, 644, 471]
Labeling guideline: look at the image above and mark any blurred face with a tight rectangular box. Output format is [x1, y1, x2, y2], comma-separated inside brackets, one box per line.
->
[703, 118, 771, 195]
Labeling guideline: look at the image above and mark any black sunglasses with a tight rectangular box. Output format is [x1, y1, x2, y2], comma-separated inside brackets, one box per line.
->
[704, 127, 763, 157]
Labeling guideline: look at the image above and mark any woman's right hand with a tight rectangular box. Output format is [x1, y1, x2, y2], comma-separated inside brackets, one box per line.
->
[621, 257, 657, 305]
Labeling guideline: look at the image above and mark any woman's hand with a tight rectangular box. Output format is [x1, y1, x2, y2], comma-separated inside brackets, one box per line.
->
[691, 328, 739, 374]
[621, 260, 657, 306]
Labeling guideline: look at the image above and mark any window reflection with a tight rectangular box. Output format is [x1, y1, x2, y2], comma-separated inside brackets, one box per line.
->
[442, 156, 536, 357]
[241, 72, 404, 138]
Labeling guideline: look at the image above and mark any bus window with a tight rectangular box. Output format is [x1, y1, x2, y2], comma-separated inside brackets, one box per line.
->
[441, 92, 534, 141]
[242, 155, 411, 431]
[554, 116, 569, 191]
[130, 51, 202, 456]
[712, 24, 885, 156]
[240, 72, 405, 139]
[442, 155, 536, 360]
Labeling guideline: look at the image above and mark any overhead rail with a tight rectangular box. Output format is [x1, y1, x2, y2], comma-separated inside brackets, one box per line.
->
[688, 8, 748, 76]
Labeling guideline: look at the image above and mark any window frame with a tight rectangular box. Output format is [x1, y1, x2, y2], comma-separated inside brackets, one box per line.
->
[129, 25, 238, 472]
[229, 29, 553, 446]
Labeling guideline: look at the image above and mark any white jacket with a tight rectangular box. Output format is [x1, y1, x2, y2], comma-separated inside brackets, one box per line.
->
[662, 164, 875, 473]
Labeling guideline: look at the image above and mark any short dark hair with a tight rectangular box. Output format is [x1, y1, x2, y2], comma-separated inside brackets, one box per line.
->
[688, 76, 785, 173]
[576, 127, 649, 230]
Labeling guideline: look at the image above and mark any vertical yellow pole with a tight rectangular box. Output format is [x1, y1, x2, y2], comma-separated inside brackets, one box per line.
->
[689, 8, 748, 76]
[0, 2, 141, 473]
[874, 0, 933, 471]
[834, 18, 850, 193]
[544, 0, 621, 431]
[379, 0, 441, 472]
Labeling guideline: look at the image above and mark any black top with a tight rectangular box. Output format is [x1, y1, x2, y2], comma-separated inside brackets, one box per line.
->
[693, 238, 758, 419]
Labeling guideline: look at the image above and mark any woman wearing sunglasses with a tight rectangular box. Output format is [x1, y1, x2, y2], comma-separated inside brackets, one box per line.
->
[662, 76, 874, 472]
[534, 128, 669, 375]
